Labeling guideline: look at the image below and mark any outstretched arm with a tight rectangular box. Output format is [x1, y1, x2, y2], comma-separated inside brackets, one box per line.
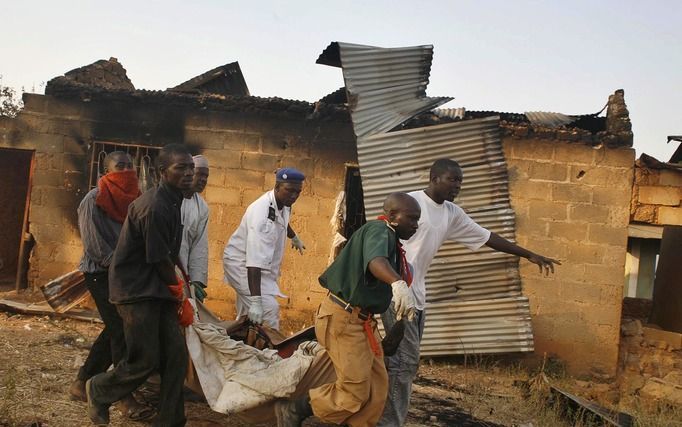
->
[485, 232, 561, 275]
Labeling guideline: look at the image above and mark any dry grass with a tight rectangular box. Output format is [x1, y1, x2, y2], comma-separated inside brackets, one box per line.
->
[627, 402, 682, 427]
[418, 354, 681, 427]
[0, 312, 254, 427]
[1, 308, 680, 427]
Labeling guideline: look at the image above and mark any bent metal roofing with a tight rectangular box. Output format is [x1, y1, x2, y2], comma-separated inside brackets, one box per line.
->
[318, 41, 534, 356]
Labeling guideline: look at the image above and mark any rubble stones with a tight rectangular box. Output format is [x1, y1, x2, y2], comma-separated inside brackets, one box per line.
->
[605, 89, 633, 147]
[621, 319, 643, 337]
[639, 377, 682, 407]
[47, 57, 135, 92]
[643, 327, 682, 351]
[618, 318, 682, 404]
[663, 370, 682, 387]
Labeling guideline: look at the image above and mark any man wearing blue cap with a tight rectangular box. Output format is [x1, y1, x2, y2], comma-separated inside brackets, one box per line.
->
[223, 167, 306, 329]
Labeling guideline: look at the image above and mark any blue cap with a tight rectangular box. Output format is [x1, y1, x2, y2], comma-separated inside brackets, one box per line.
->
[275, 167, 305, 183]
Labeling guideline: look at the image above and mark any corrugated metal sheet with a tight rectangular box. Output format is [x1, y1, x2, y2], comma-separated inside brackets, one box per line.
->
[359, 117, 524, 304]
[434, 107, 466, 120]
[318, 42, 534, 356]
[317, 42, 453, 138]
[525, 111, 576, 128]
[361, 118, 533, 356]
[378, 296, 534, 355]
[421, 297, 534, 355]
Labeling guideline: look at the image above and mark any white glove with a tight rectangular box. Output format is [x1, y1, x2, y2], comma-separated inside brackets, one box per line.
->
[247, 295, 264, 325]
[291, 235, 306, 255]
[390, 280, 416, 321]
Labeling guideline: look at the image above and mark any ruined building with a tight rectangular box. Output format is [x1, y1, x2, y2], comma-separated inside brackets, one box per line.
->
[1, 44, 677, 378]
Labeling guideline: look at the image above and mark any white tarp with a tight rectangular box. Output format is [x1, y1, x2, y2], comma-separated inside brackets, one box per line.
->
[186, 320, 321, 414]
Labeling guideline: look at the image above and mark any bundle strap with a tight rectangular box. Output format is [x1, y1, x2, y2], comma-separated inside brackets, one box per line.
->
[363, 317, 382, 357]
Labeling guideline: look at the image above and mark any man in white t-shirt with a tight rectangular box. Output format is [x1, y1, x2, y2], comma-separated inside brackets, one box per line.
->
[223, 168, 307, 330]
[378, 158, 560, 427]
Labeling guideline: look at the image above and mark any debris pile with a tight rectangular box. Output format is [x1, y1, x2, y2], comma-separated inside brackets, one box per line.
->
[46, 57, 135, 92]
[619, 318, 682, 407]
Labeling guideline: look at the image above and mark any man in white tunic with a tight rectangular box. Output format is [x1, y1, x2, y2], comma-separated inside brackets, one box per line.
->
[378, 158, 561, 426]
[223, 168, 306, 330]
[179, 155, 210, 302]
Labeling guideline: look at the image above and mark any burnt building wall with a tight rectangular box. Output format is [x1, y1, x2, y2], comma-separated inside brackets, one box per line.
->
[0, 88, 641, 373]
[502, 137, 635, 376]
[0, 92, 356, 330]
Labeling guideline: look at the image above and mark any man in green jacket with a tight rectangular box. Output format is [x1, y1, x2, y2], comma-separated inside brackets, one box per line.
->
[275, 192, 421, 427]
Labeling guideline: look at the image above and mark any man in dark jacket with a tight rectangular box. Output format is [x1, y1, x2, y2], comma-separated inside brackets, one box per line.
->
[86, 144, 194, 427]
[69, 151, 152, 421]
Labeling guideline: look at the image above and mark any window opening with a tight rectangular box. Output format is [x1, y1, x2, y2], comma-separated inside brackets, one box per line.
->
[624, 237, 661, 300]
[89, 142, 162, 191]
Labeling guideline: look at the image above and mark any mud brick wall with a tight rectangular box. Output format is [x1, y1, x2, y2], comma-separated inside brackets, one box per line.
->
[0, 93, 357, 331]
[502, 137, 635, 376]
[631, 165, 682, 226]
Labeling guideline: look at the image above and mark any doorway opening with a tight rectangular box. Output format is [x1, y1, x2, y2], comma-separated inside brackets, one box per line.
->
[0, 148, 34, 290]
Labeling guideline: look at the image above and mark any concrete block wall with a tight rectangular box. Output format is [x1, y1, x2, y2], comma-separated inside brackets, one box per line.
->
[0, 94, 357, 332]
[631, 166, 682, 226]
[502, 137, 635, 376]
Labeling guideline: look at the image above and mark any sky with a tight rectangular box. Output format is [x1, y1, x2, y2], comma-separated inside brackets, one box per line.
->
[2, 0, 680, 161]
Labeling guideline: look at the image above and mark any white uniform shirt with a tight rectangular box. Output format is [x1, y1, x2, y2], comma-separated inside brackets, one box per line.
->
[179, 193, 210, 285]
[402, 190, 491, 310]
[223, 190, 290, 297]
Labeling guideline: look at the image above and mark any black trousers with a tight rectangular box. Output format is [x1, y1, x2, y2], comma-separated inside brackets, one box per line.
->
[90, 300, 188, 427]
[77, 271, 125, 381]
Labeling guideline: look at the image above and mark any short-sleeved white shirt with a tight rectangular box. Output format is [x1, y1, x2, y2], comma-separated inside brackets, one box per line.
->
[223, 190, 290, 297]
[403, 190, 491, 310]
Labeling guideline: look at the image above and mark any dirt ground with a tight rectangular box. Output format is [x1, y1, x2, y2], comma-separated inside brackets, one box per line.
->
[0, 306, 680, 427]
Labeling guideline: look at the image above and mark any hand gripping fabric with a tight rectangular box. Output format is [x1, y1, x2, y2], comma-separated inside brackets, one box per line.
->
[390, 280, 415, 322]
[168, 275, 194, 327]
[247, 295, 264, 325]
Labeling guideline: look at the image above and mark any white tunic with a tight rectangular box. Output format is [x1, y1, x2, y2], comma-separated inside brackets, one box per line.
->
[402, 190, 491, 310]
[179, 193, 210, 285]
[223, 190, 290, 297]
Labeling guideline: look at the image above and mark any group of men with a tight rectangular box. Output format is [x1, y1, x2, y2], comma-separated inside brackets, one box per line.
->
[71, 144, 208, 426]
[272, 159, 559, 427]
[71, 141, 558, 427]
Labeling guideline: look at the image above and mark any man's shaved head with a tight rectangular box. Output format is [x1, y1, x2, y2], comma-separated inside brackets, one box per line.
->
[383, 192, 420, 215]
[382, 192, 421, 240]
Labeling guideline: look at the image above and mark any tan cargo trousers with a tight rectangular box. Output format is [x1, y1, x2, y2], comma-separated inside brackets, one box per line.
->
[309, 297, 388, 427]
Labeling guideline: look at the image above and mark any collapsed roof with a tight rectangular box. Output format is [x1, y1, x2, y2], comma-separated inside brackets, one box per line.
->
[43, 58, 346, 120]
[168, 62, 249, 96]
[42, 54, 635, 146]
